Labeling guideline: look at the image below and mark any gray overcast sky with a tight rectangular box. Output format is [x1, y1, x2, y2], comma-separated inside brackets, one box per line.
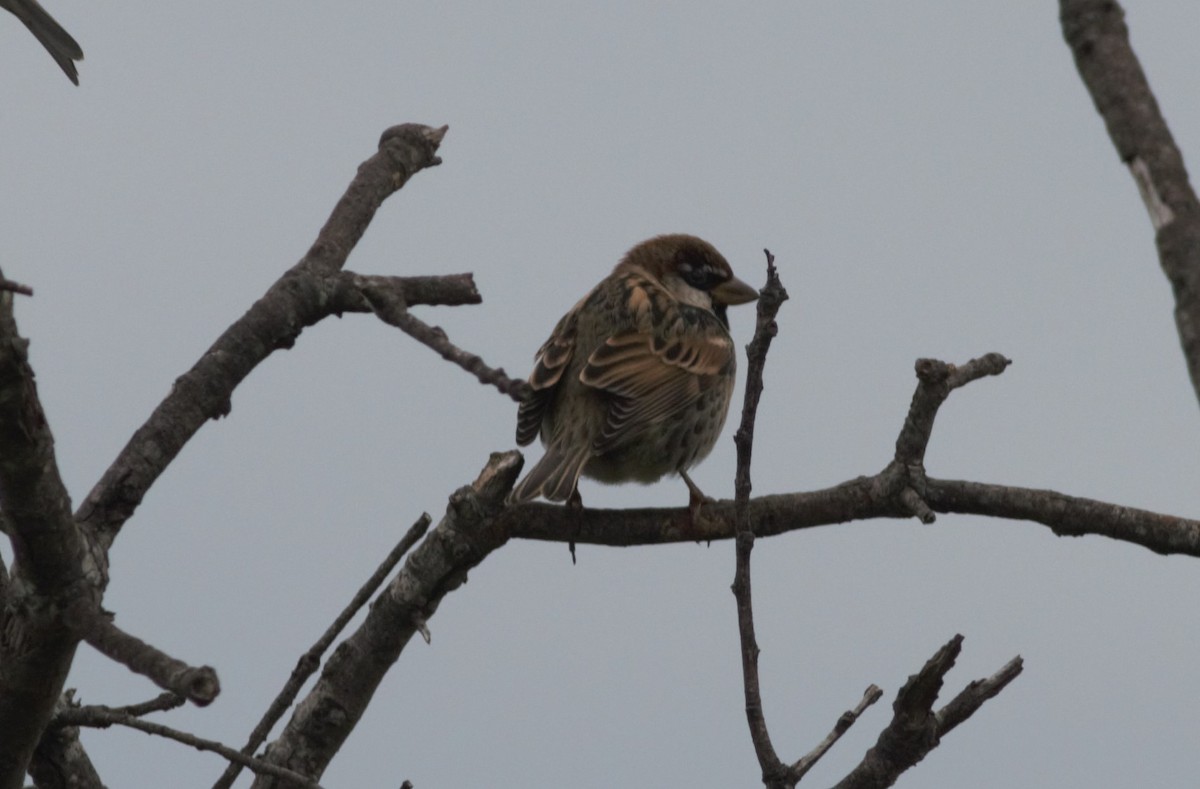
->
[4, 2, 1200, 787]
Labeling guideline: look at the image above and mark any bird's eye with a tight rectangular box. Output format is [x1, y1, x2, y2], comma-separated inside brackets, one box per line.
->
[680, 262, 722, 291]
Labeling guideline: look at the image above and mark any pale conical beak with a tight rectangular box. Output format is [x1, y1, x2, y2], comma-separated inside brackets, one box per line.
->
[711, 275, 759, 306]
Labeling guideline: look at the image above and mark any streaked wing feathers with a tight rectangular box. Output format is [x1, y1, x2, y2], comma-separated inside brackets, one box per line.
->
[515, 309, 579, 446]
[582, 325, 733, 453]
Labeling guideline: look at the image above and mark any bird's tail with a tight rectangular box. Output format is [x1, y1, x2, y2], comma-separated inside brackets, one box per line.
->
[508, 444, 590, 504]
[8, 0, 83, 84]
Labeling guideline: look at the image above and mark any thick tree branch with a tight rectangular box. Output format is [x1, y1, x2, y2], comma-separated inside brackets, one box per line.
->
[1061, 0, 1200, 407]
[249, 453, 520, 787]
[7, 124, 461, 786]
[28, 692, 105, 789]
[76, 124, 452, 549]
[833, 636, 1022, 788]
[0, 282, 87, 789]
[213, 515, 432, 789]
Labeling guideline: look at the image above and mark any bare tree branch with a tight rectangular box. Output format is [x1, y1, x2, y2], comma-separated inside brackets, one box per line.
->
[28, 692, 105, 789]
[1061, 0, 1200, 406]
[58, 704, 323, 789]
[833, 636, 1022, 788]
[108, 691, 186, 718]
[505, 471, 1200, 552]
[729, 250, 791, 786]
[0, 278, 32, 297]
[76, 123, 452, 550]
[249, 453, 521, 787]
[356, 275, 531, 402]
[0, 280, 87, 789]
[6, 124, 460, 787]
[213, 515, 432, 789]
[63, 602, 219, 705]
[936, 655, 1024, 736]
[792, 685, 882, 780]
[329, 271, 482, 311]
[503, 355, 1200, 557]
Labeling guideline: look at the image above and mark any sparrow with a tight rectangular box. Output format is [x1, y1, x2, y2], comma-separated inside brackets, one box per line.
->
[1, 0, 83, 85]
[510, 234, 758, 511]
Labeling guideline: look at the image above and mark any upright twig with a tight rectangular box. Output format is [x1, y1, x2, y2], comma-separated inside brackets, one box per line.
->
[729, 250, 792, 786]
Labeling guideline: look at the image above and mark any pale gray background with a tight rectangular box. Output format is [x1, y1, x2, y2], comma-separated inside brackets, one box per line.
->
[3, 2, 1200, 787]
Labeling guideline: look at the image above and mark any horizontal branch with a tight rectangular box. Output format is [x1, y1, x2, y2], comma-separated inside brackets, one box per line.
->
[924, 479, 1200, 556]
[505, 351, 1199, 557]
[502, 475, 1200, 556]
[0, 277, 33, 297]
[331, 271, 482, 310]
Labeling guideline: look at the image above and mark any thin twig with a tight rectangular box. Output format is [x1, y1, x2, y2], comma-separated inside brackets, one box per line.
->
[792, 685, 883, 779]
[112, 692, 185, 717]
[212, 514, 432, 789]
[730, 249, 790, 787]
[893, 355, 1011, 467]
[60, 705, 323, 788]
[357, 275, 532, 402]
[0, 278, 33, 296]
[936, 655, 1024, 736]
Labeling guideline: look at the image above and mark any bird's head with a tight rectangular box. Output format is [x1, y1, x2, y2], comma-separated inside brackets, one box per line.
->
[620, 234, 758, 325]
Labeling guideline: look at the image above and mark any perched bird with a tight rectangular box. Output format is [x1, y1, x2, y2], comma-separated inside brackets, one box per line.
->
[510, 234, 758, 511]
[1, 0, 83, 85]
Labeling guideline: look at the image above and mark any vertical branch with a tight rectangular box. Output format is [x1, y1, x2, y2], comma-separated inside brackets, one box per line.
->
[730, 250, 790, 786]
[1060, 0, 1200, 407]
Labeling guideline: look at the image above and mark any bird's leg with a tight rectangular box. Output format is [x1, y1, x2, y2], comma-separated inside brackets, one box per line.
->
[679, 470, 712, 523]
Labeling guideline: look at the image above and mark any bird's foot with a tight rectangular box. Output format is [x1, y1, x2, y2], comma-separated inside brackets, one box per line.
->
[566, 489, 583, 564]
